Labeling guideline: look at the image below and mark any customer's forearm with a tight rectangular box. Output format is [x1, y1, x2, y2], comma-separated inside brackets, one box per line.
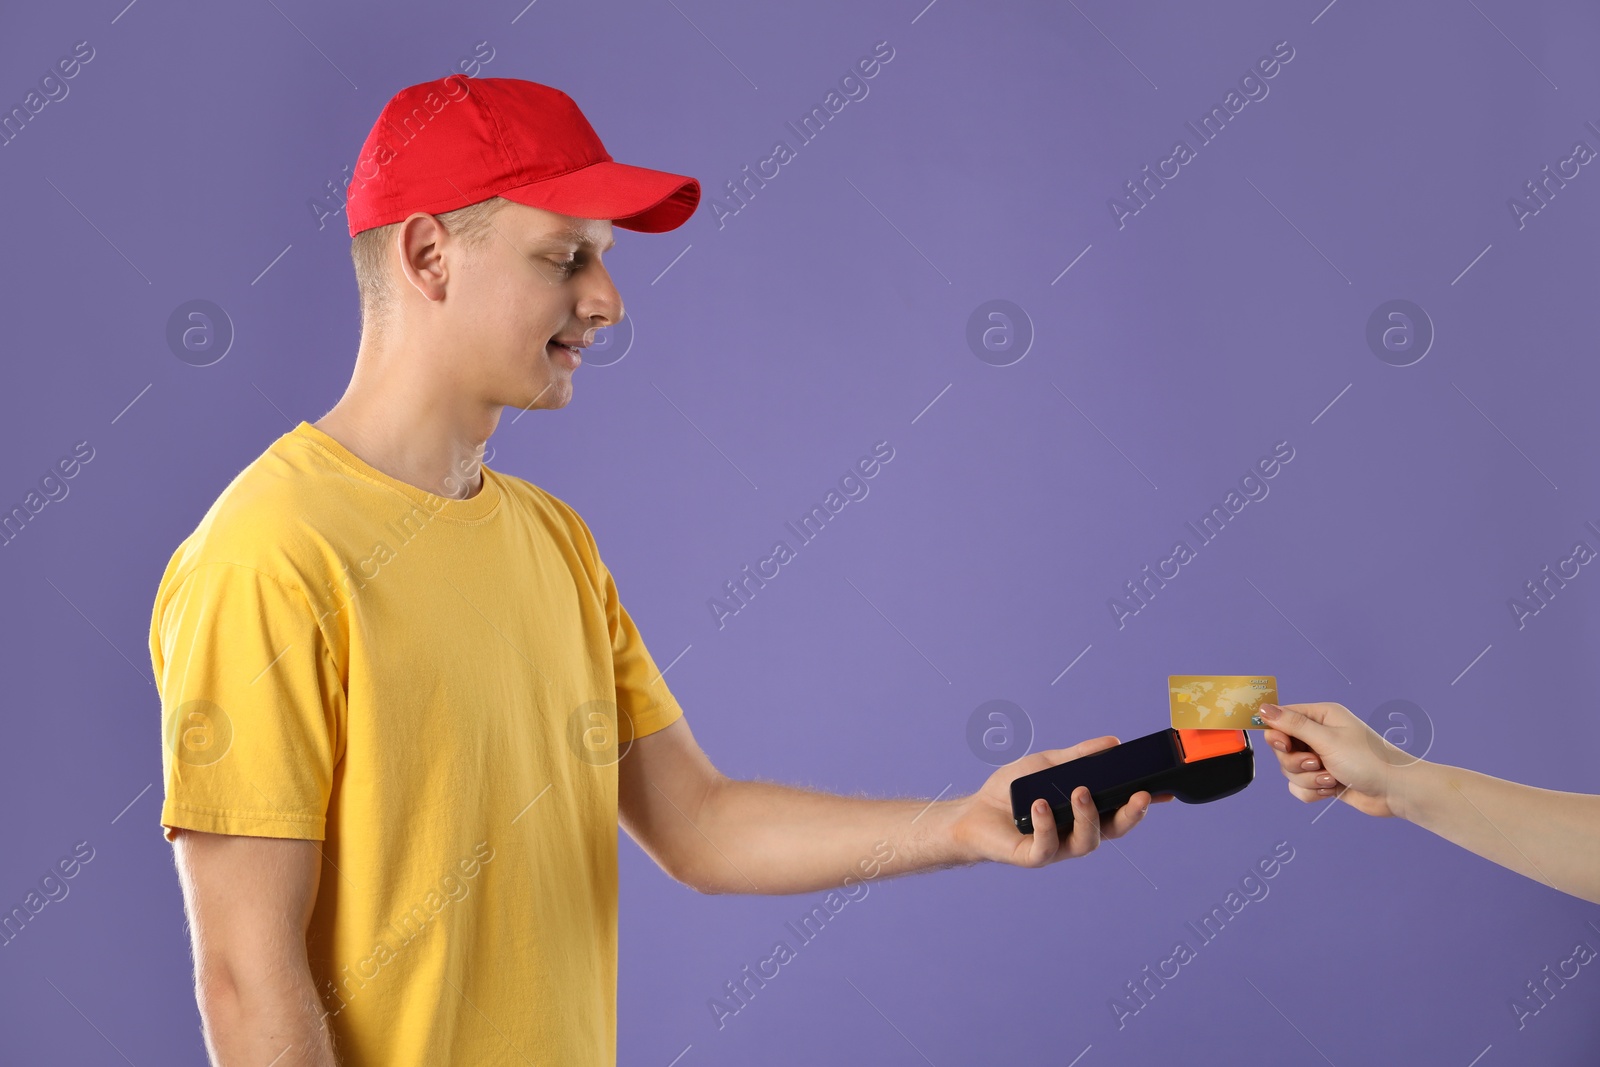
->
[685, 778, 973, 895]
[199, 969, 338, 1067]
[1395, 761, 1600, 904]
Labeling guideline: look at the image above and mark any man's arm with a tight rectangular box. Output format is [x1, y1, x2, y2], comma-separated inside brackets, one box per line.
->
[617, 717, 1155, 895]
[171, 829, 339, 1066]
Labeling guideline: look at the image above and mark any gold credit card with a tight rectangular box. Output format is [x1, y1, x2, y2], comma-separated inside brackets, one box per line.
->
[1169, 675, 1279, 729]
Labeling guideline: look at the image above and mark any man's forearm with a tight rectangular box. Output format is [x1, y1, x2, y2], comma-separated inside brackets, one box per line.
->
[198, 966, 339, 1067]
[1394, 760, 1600, 904]
[680, 777, 977, 895]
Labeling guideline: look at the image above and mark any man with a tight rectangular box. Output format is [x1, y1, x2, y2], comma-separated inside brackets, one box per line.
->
[148, 74, 1157, 1066]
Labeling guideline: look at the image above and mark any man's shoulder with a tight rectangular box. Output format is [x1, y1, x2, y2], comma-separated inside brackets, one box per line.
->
[493, 472, 603, 574]
[496, 471, 590, 535]
[156, 429, 342, 600]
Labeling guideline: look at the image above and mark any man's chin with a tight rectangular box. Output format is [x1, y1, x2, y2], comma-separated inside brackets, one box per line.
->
[507, 378, 572, 414]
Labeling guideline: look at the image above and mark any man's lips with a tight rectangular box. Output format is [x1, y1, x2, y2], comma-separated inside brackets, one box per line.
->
[547, 337, 585, 367]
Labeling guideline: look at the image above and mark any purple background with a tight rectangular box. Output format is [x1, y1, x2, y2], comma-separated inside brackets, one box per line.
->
[3, 0, 1599, 1063]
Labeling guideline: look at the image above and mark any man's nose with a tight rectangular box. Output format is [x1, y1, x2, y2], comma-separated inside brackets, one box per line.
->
[579, 264, 624, 334]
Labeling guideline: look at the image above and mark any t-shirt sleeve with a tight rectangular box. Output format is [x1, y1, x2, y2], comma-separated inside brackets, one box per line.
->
[150, 561, 345, 842]
[599, 558, 686, 742]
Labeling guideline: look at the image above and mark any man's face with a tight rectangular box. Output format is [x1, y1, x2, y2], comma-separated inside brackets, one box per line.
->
[444, 201, 622, 414]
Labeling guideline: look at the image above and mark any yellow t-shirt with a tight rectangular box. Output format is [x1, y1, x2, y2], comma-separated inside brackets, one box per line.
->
[148, 421, 684, 1066]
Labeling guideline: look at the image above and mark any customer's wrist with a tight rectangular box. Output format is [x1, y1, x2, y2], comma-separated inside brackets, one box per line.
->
[1384, 758, 1439, 823]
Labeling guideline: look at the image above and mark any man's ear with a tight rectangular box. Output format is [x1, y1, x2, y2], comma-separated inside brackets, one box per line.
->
[396, 213, 450, 303]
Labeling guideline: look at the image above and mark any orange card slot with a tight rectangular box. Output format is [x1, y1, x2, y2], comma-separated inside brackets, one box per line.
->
[1176, 728, 1248, 763]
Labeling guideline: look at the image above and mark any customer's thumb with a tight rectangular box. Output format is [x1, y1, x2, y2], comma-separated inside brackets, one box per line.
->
[1256, 702, 1333, 748]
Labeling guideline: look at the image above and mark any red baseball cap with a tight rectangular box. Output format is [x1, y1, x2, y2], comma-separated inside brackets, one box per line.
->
[345, 75, 700, 237]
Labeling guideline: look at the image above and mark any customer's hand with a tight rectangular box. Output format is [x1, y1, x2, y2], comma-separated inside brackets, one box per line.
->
[1257, 702, 1415, 818]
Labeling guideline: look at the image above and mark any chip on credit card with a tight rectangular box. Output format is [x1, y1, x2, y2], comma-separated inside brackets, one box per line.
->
[1169, 675, 1279, 729]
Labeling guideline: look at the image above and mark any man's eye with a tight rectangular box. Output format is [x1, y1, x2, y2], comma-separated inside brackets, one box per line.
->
[548, 256, 579, 276]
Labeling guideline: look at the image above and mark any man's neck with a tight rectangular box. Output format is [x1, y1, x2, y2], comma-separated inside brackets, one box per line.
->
[314, 396, 498, 501]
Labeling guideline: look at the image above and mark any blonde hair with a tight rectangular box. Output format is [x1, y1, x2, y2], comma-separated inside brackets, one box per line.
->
[349, 196, 508, 342]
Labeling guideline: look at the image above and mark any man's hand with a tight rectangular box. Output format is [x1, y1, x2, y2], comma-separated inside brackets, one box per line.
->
[1257, 701, 1408, 818]
[621, 720, 1167, 894]
[949, 736, 1163, 868]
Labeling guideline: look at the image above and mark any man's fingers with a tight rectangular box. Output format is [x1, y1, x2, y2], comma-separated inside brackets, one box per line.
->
[1063, 787, 1101, 857]
[1035, 736, 1119, 769]
[1026, 800, 1060, 866]
[1101, 790, 1152, 840]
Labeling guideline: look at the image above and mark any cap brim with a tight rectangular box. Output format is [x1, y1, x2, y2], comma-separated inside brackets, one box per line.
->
[496, 160, 700, 233]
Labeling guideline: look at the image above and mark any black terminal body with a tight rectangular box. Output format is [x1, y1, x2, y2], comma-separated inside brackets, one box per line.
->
[1011, 727, 1255, 834]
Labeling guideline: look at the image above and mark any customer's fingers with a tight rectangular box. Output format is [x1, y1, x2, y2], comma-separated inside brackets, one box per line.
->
[1285, 767, 1338, 792]
[1273, 745, 1324, 776]
[1257, 703, 1336, 752]
[1287, 780, 1338, 803]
